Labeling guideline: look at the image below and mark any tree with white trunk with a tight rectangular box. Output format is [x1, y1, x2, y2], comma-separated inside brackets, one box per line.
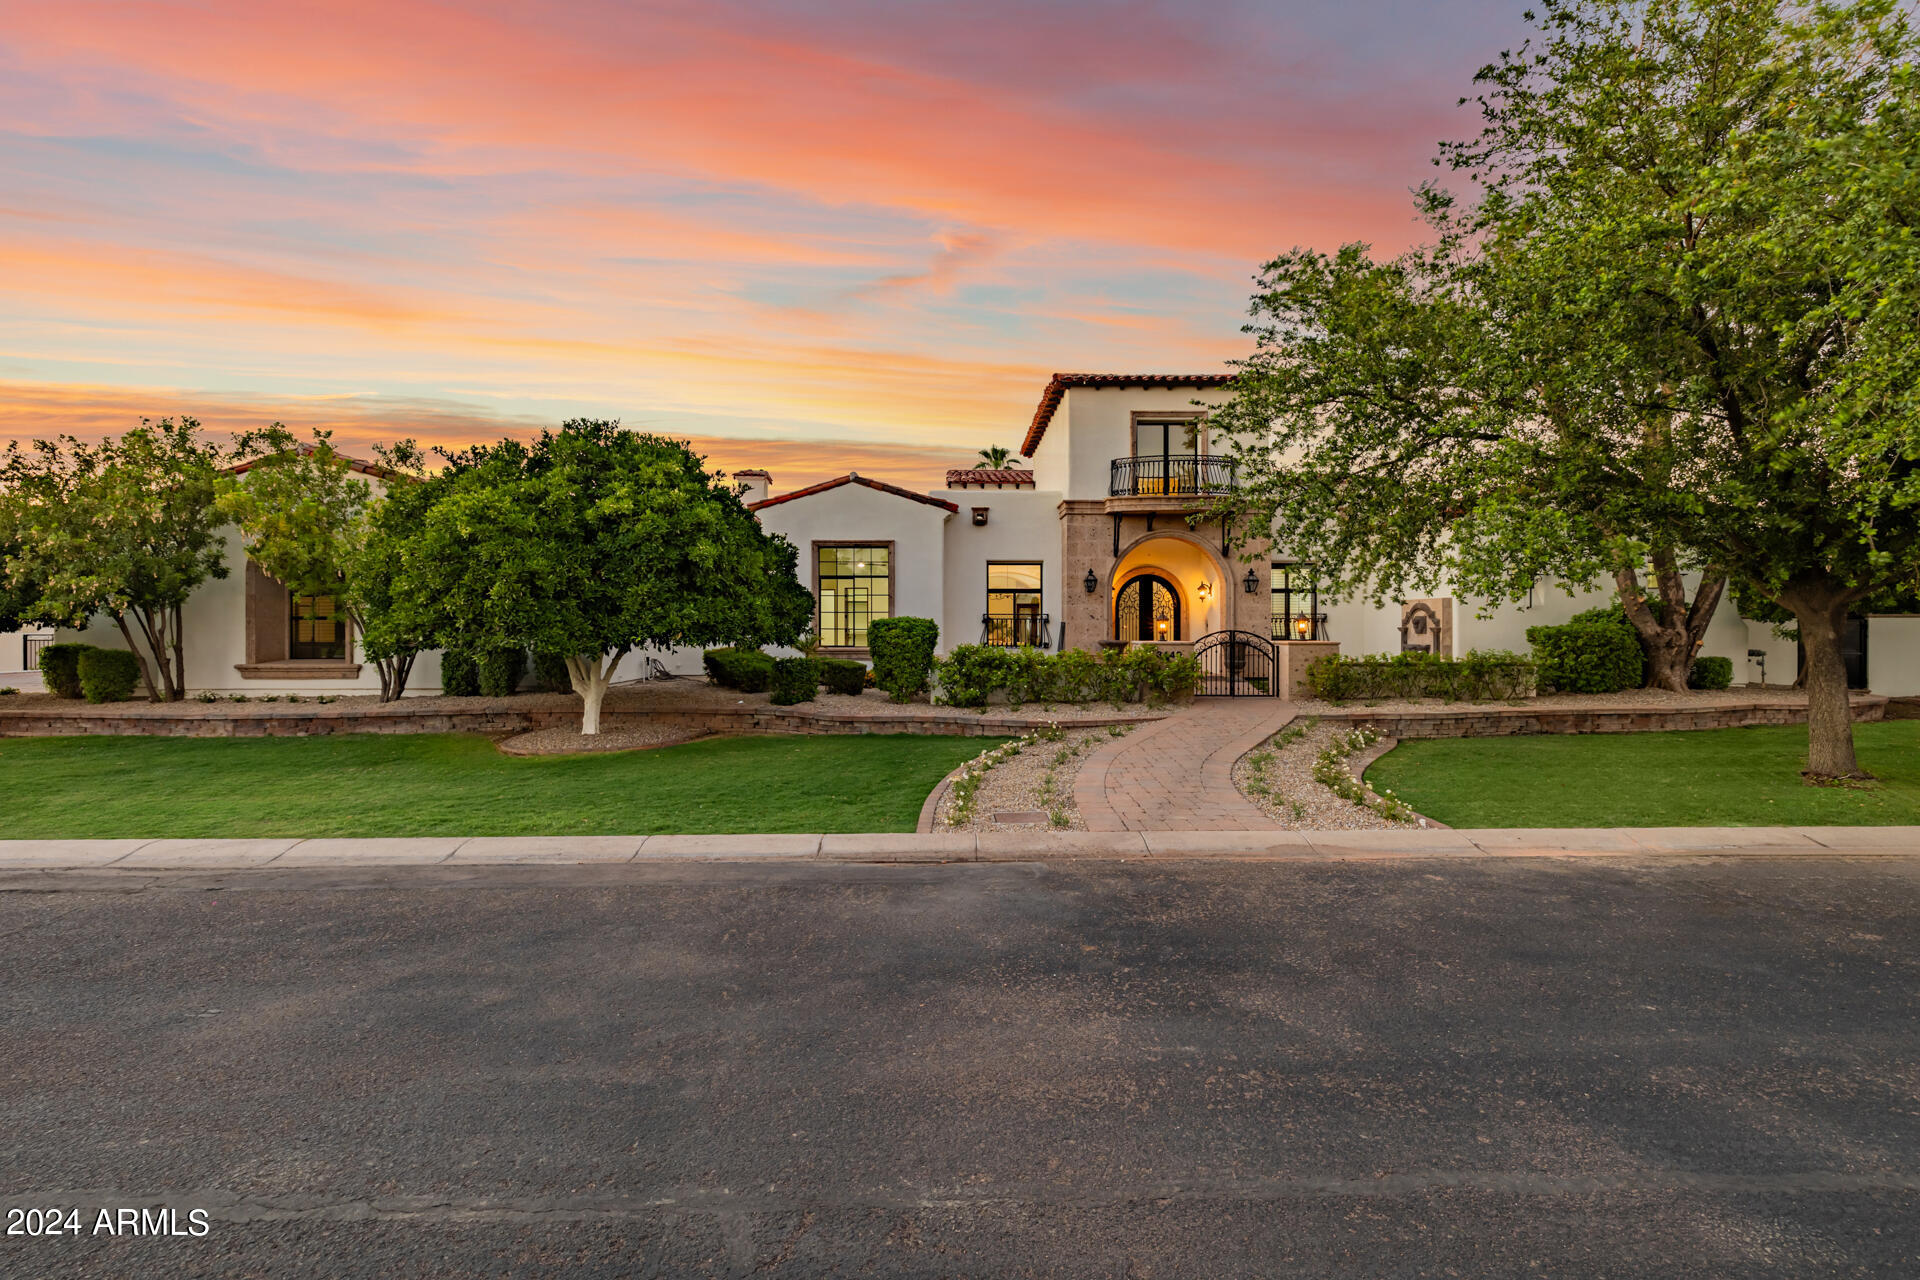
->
[397, 421, 812, 734]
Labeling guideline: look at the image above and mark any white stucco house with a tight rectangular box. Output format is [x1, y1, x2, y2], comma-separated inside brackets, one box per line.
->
[10, 371, 1917, 699]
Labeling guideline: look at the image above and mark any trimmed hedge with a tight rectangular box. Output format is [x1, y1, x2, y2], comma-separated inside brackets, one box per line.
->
[1304, 650, 1537, 702]
[935, 643, 1202, 708]
[868, 617, 939, 702]
[1526, 606, 1644, 693]
[532, 651, 572, 693]
[37, 642, 95, 699]
[439, 648, 480, 697]
[478, 647, 527, 697]
[1689, 655, 1734, 690]
[704, 647, 776, 693]
[770, 657, 819, 705]
[818, 657, 867, 696]
[77, 647, 142, 703]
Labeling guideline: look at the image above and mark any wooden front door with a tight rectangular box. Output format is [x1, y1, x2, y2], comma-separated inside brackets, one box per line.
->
[1115, 574, 1181, 642]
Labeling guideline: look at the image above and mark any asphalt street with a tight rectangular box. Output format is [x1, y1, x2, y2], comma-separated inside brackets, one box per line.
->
[3, 856, 1918, 1278]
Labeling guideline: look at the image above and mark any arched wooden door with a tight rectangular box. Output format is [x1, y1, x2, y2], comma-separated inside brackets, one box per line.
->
[1114, 573, 1182, 642]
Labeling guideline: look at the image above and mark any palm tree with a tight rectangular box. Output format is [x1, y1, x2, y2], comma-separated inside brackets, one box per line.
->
[977, 445, 1021, 468]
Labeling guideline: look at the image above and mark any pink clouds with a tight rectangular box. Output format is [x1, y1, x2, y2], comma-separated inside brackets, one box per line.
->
[0, 1, 1513, 461]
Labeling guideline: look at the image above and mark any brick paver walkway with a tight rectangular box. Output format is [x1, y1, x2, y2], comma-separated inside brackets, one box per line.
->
[1075, 699, 1297, 832]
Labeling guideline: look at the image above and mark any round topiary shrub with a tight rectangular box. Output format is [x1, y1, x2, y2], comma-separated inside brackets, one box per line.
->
[1526, 606, 1645, 693]
[37, 642, 96, 699]
[478, 647, 527, 697]
[77, 647, 142, 703]
[867, 617, 938, 702]
[818, 657, 867, 696]
[532, 651, 572, 693]
[439, 648, 480, 697]
[769, 657, 819, 705]
[1689, 655, 1734, 690]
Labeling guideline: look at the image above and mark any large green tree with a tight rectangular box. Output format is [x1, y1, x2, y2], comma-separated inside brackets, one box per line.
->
[0, 419, 229, 701]
[1209, 0, 1920, 780]
[395, 421, 813, 733]
[215, 425, 427, 701]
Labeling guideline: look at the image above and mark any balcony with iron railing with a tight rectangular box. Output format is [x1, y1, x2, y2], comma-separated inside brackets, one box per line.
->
[1107, 454, 1236, 500]
[980, 613, 1051, 648]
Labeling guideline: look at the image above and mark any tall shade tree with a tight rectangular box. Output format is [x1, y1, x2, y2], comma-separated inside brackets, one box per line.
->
[215, 426, 426, 701]
[1208, 0, 1920, 781]
[397, 421, 814, 733]
[0, 419, 228, 701]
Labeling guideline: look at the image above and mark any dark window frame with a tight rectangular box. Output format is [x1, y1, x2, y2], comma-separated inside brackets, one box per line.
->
[1271, 561, 1322, 641]
[983, 561, 1045, 647]
[813, 541, 894, 652]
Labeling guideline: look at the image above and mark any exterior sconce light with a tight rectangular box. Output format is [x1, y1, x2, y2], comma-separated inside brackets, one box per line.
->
[971, 506, 989, 527]
[1294, 615, 1311, 640]
[1156, 618, 1170, 639]
[1243, 568, 1259, 594]
[1196, 580, 1212, 601]
[1083, 569, 1098, 594]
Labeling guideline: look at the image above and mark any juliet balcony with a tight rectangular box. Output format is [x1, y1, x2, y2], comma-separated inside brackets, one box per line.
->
[1107, 454, 1237, 499]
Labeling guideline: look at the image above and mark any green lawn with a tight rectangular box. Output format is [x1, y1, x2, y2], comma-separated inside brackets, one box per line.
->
[1365, 720, 1920, 828]
[0, 733, 998, 838]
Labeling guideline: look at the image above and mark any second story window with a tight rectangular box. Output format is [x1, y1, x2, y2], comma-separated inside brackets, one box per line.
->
[817, 544, 890, 648]
[1114, 414, 1232, 498]
[984, 562, 1044, 647]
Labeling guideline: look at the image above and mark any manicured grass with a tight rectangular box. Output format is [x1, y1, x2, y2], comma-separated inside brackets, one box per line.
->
[0, 732, 1000, 838]
[1365, 720, 1920, 828]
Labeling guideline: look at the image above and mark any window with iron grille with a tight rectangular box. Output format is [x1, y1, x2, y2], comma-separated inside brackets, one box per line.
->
[984, 562, 1043, 646]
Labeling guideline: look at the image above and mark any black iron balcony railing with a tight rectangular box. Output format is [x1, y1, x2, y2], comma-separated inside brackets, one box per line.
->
[1108, 454, 1236, 498]
[980, 613, 1051, 648]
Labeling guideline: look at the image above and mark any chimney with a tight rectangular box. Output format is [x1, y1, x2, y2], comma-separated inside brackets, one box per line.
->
[734, 469, 771, 506]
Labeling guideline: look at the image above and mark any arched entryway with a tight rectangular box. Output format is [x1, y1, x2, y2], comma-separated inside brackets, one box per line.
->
[1115, 573, 1182, 641]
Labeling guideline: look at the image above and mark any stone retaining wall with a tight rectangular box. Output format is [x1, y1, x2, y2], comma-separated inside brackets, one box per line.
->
[0, 699, 1143, 741]
[1316, 695, 1887, 739]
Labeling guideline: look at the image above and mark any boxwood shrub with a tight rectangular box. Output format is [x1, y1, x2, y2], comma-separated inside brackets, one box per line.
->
[439, 648, 481, 697]
[1526, 606, 1645, 693]
[1689, 655, 1734, 690]
[1303, 650, 1537, 702]
[478, 647, 527, 697]
[703, 647, 776, 693]
[769, 657, 819, 705]
[37, 642, 95, 699]
[934, 643, 1202, 708]
[77, 647, 142, 703]
[532, 651, 572, 693]
[818, 657, 867, 696]
[868, 617, 939, 702]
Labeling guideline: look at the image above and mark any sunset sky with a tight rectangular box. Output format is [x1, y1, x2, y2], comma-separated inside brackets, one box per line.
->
[1, 0, 1530, 489]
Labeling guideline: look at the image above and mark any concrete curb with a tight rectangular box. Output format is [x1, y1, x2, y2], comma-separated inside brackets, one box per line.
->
[0, 827, 1914, 871]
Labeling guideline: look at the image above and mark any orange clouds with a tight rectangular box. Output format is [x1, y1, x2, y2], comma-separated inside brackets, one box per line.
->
[0, 381, 977, 492]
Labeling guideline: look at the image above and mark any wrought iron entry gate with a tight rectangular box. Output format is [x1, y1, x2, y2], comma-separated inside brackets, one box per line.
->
[1194, 630, 1278, 697]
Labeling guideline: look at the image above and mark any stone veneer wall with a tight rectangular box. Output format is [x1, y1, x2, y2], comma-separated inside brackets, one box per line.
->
[1315, 695, 1887, 739]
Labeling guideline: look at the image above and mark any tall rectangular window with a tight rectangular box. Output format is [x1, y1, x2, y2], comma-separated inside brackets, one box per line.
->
[816, 544, 890, 648]
[290, 592, 348, 660]
[1270, 562, 1320, 641]
[985, 562, 1043, 647]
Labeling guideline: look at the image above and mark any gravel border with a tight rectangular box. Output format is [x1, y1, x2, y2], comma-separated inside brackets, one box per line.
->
[1232, 718, 1408, 830]
[495, 725, 710, 756]
[933, 725, 1130, 832]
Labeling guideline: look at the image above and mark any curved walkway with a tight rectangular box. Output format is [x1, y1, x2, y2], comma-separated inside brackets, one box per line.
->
[1075, 699, 1297, 832]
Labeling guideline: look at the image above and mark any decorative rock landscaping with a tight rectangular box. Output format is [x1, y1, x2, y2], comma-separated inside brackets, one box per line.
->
[931, 724, 1124, 832]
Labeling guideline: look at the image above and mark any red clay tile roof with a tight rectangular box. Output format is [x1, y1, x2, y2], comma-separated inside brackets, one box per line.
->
[227, 446, 404, 481]
[1019, 373, 1233, 458]
[747, 472, 959, 514]
[943, 467, 1034, 486]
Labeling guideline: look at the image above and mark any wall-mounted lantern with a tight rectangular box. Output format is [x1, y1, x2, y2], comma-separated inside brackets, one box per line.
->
[971, 506, 989, 526]
[1294, 614, 1312, 640]
[1243, 567, 1260, 594]
[1196, 579, 1212, 602]
[1083, 568, 1098, 594]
